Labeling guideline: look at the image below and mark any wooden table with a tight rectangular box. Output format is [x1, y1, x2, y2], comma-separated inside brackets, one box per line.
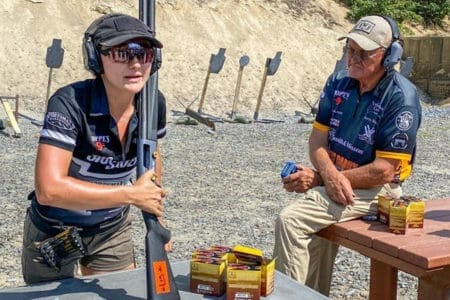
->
[317, 198, 450, 300]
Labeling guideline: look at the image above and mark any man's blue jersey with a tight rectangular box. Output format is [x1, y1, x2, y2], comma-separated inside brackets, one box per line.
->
[34, 78, 166, 226]
[314, 69, 421, 183]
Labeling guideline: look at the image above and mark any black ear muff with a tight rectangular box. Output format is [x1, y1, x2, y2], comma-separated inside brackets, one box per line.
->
[82, 32, 103, 74]
[82, 13, 124, 75]
[381, 16, 404, 69]
[150, 47, 162, 76]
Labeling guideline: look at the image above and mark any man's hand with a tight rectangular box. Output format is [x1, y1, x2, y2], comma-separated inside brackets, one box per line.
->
[282, 165, 322, 193]
[308, 127, 354, 204]
[322, 169, 354, 206]
[131, 170, 166, 217]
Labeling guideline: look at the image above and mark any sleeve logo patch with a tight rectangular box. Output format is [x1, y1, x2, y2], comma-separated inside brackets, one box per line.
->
[46, 112, 75, 130]
[395, 111, 413, 131]
[391, 132, 409, 150]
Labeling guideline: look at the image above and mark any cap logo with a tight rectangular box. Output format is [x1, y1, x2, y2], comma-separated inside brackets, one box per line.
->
[354, 20, 375, 34]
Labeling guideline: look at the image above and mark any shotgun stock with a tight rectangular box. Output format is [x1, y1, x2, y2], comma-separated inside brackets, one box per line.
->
[138, 1, 180, 299]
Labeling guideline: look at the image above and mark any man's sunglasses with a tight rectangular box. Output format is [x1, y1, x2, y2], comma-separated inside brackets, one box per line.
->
[100, 42, 154, 64]
[345, 46, 384, 62]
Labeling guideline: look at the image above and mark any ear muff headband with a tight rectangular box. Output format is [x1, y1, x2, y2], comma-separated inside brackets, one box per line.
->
[380, 16, 403, 69]
[82, 13, 161, 75]
[382, 16, 400, 41]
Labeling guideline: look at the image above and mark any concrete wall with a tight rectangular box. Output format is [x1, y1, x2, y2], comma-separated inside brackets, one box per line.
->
[403, 36, 450, 102]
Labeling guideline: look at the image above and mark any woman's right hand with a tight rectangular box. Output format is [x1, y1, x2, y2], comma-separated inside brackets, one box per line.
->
[130, 170, 166, 217]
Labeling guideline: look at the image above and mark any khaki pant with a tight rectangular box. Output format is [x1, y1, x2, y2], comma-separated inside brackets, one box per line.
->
[273, 184, 401, 296]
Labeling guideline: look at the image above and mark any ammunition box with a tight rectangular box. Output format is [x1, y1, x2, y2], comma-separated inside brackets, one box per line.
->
[226, 265, 261, 300]
[260, 258, 275, 297]
[388, 196, 426, 234]
[190, 245, 276, 298]
[402, 196, 425, 228]
[190, 257, 227, 297]
[389, 200, 408, 234]
[378, 194, 394, 225]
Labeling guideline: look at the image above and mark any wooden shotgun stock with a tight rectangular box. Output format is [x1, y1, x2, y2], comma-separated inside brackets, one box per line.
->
[138, 1, 180, 299]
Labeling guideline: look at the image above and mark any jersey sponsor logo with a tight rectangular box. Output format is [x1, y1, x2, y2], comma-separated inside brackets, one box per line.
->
[92, 136, 110, 151]
[363, 116, 378, 125]
[364, 102, 384, 126]
[330, 118, 340, 127]
[333, 90, 350, 106]
[72, 157, 135, 180]
[46, 112, 75, 131]
[329, 130, 364, 155]
[395, 111, 414, 131]
[86, 154, 137, 170]
[391, 132, 409, 150]
[368, 101, 384, 115]
[333, 90, 350, 100]
[358, 124, 375, 144]
[92, 135, 111, 143]
[95, 141, 105, 151]
[331, 109, 343, 115]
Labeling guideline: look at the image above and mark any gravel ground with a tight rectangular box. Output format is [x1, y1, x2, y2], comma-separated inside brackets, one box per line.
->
[0, 100, 449, 299]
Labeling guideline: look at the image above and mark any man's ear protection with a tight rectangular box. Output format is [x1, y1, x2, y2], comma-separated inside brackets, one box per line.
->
[380, 16, 403, 69]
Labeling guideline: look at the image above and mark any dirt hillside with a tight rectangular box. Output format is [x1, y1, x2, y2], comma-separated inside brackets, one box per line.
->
[0, 0, 356, 118]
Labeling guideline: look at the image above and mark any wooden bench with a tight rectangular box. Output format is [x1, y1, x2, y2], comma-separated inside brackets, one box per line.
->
[316, 198, 450, 300]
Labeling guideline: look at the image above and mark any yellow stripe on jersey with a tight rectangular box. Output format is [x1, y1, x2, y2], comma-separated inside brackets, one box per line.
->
[376, 150, 413, 182]
[313, 121, 329, 132]
[376, 151, 412, 161]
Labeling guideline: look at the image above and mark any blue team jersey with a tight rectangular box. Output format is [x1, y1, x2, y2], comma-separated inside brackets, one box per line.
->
[34, 78, 166, 226]
[314, 69, 421, 183]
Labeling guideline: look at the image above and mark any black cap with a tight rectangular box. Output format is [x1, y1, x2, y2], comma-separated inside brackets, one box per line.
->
[92, 13, 163, 48]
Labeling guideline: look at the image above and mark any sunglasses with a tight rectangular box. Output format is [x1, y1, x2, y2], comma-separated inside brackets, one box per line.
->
[100, 42, 154, 64]
[345, 46, 384, 62]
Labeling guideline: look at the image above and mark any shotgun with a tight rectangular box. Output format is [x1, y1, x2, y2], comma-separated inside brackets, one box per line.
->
[138, 1, 180, 299]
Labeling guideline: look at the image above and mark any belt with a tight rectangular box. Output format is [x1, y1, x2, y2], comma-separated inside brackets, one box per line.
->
[29, 204, 129, 236]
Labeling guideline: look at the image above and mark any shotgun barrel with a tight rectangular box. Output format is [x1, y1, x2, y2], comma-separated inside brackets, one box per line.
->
[138, 1, 180, 299]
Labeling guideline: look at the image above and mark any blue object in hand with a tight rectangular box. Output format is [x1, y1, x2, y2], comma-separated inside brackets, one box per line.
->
[281, 161, 298, 178]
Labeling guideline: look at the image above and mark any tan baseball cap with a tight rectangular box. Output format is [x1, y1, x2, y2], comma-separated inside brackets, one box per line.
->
[338, 16, 392, 50]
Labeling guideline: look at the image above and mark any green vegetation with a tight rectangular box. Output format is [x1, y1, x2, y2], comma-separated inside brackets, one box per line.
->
[343, 0, 449, 27]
